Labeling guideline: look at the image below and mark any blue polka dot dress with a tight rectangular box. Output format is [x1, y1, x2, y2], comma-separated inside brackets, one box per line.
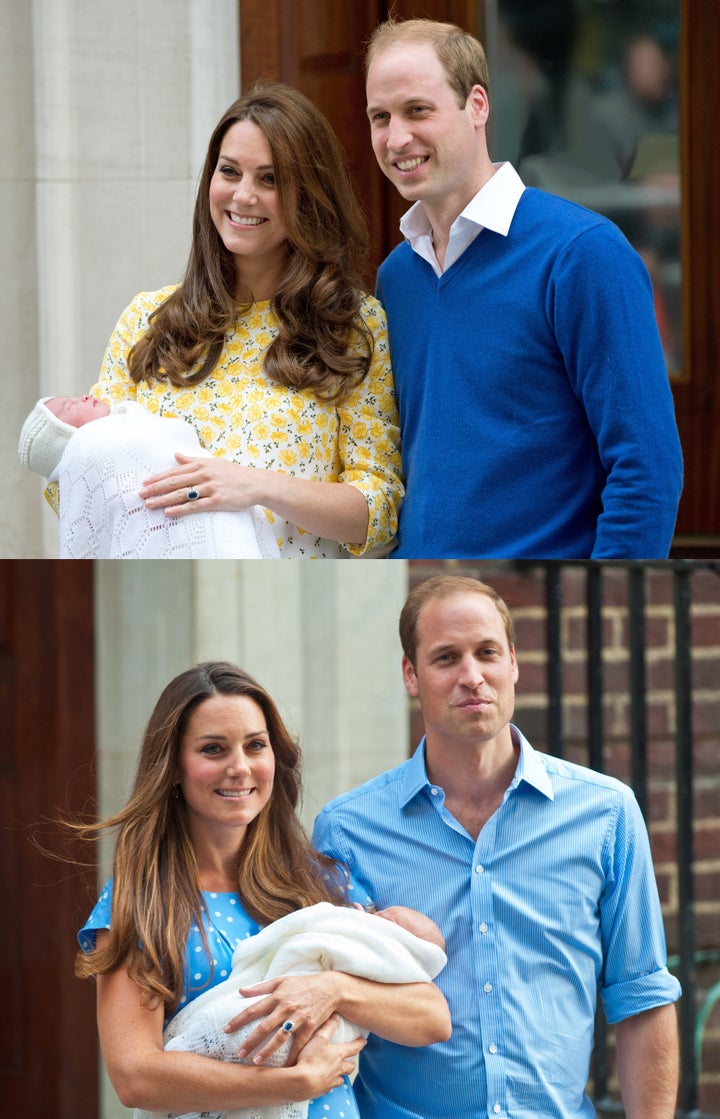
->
[79, 880, 360, 1119]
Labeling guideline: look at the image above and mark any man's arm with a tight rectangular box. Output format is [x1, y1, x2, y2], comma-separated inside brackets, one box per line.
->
[615, 1003, 679, 1119]
[555, 224, 683, 558]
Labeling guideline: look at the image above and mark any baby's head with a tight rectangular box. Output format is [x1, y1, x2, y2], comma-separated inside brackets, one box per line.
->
[18, 395, 110, 477]
[375, 905, 446, 951]
[45, 395, 111, 428]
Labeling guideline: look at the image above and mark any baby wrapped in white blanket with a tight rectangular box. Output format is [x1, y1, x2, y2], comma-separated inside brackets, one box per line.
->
[18, 396, 280, 558]
[137, 901, 447, 1119]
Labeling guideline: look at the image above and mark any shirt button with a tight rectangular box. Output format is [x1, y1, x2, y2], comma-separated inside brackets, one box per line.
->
[431, 787, 439, 796]
[479, 923, 488, 934]
[493, 1105, 502, 1114]
[484, 982, 493, 993]
[475, 864, 484, 874]
[489, 1044, 498, 1054]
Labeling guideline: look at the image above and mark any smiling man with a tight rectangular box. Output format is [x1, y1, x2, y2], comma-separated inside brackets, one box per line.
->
[313, 574, 681, 1119]
[365, 17, 683, 559]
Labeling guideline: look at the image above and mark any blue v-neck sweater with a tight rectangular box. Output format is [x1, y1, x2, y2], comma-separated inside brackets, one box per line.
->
[377, 188, 683, 559]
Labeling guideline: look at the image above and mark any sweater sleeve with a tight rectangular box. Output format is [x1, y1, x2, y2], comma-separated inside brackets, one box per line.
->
[550, 224, 682, 558]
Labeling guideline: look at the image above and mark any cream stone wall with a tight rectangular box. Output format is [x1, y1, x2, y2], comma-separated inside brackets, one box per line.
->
[2, 0, 240, 556]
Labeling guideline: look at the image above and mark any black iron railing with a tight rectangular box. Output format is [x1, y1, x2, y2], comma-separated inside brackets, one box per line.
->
[538, 560, 720, 1119]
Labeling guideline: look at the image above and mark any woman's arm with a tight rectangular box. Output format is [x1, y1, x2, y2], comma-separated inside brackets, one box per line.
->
[227, 972, 452, 1066]
[139, 454, 370, 547]
[96, 949, 365, 1113]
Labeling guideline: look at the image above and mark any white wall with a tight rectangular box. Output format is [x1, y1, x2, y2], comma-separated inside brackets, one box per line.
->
[1, 0, 240, 556]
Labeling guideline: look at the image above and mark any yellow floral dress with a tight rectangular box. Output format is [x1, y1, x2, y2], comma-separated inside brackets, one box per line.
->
[89, 286, 404, 558]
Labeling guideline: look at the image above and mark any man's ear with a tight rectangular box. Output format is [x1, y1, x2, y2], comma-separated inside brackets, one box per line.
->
[468, 84, 490, 128]
[401, 655, 419, 697]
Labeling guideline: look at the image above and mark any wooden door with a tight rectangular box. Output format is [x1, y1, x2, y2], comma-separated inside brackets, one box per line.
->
[0, 561, 98, 1117]
[673, 3, 720, 543]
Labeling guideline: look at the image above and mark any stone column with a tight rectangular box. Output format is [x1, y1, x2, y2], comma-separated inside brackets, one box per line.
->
[3, 0, 239, 556]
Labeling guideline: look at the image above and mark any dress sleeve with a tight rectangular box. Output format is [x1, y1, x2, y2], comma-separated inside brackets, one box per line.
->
[77, 877, 114, 953]
[335, 296, 404, 555]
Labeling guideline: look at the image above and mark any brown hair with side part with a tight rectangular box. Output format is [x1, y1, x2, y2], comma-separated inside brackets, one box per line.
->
[399, 575, 515, 669]
[365, 16, 490, 106]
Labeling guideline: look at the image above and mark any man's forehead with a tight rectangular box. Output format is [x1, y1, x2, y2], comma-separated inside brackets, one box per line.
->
[367, 40, 446, 88]
[417, 592, 507, 635]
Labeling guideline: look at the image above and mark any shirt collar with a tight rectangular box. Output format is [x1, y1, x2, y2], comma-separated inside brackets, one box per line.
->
[400, 724, 554, 809]
[399, 161, 526, 244]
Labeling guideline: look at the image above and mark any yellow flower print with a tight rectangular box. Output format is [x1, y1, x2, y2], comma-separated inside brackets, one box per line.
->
[255, 423, 270, 440]
[196, 386, 213, 404]
[279, 448, 298, 468]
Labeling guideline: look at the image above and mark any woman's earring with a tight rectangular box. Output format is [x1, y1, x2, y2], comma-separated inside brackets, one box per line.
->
[172, 783, 180, 799]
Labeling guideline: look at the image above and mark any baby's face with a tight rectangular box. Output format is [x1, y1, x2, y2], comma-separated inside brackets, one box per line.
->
[48, 395, 110, 428]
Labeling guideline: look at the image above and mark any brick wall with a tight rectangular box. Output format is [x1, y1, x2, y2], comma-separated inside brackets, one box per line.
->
[407, 561, 720, 1115]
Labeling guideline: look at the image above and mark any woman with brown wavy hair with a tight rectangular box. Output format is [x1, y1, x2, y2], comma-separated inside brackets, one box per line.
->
[84, 82, 402, 558]
[77, 662, 448, 1117]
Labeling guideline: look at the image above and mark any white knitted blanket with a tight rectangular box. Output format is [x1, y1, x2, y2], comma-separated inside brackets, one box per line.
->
[54, 403, 280, 558]
[135, 902, 446, 1119]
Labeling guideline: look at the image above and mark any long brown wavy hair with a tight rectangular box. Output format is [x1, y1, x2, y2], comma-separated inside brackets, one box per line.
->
[74, 661, 349, 1012]
[128, 82, 374, 402]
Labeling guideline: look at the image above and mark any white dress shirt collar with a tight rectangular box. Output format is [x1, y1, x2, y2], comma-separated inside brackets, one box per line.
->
[398, 161, 526, 276]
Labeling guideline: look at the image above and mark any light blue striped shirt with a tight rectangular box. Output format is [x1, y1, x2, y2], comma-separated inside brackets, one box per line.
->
[312, 728, 680, 1119]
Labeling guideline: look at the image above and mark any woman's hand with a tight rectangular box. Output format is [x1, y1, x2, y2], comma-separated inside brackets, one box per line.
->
[139, 453, 263, 516]
[228, 973, 343, 1066]
[139, 453, 369, 547]
[292, 1014, 366, 1100]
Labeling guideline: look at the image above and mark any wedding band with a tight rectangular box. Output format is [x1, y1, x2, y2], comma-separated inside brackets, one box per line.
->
[187, 487, 199, 501]
[281, 1020, 294, 1034]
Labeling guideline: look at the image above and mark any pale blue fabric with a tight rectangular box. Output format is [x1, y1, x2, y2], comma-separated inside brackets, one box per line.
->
[312, 728, 681, 1119]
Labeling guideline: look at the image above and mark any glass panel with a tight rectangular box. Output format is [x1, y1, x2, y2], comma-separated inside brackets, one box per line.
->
[484, 0, 682, 376]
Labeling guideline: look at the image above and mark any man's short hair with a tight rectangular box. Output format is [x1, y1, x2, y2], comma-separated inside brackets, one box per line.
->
[365, 17, 490, 106]
[399, 575, 514, 667]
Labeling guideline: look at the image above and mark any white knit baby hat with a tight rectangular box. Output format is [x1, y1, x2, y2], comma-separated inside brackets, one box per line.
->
[18, 397, 76, 478]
